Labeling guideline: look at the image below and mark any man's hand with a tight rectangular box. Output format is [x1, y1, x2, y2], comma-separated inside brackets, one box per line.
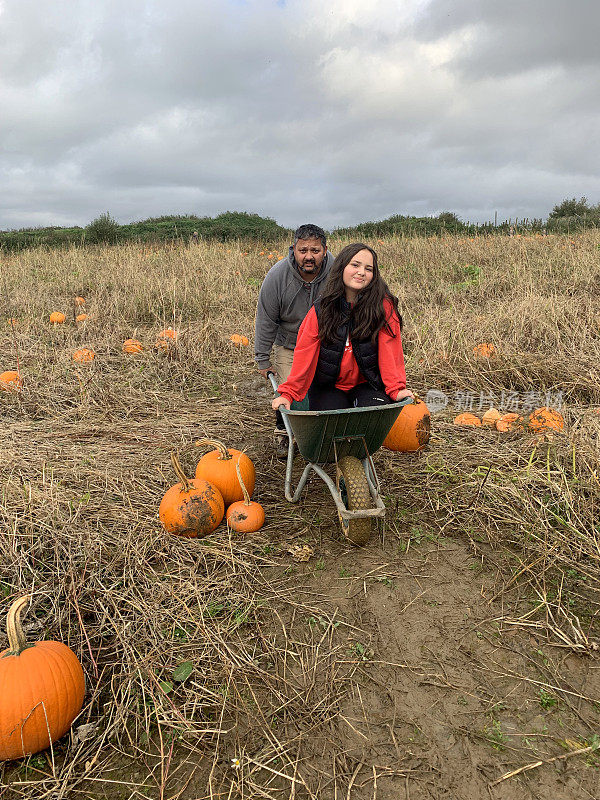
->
[272, 396, 291, 412]
[259, 368, 273, 380]
[395, 388, 414, 401]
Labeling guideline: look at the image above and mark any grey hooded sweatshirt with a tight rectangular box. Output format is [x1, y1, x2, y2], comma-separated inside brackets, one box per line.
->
[254, 247, 334, 369]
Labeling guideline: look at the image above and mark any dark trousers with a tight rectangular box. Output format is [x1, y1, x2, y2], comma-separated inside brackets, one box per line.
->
[308, 382, 391, 411]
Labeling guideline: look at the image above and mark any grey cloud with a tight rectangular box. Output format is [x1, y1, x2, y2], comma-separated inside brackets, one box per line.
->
[0, 0, 598, 230]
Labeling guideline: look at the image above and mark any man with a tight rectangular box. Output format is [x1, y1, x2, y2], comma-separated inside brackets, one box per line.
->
[255, 223, 334, 455]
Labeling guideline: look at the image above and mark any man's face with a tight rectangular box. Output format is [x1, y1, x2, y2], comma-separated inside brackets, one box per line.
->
[293, 238, 327, 280]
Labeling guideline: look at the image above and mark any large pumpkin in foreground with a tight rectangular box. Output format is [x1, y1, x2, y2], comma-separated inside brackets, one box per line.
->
[383, 399, 431, 452]
[0, 596, 85, 761]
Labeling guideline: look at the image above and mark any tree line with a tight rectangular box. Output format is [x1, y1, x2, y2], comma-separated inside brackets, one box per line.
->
[0, 199, 597, 253]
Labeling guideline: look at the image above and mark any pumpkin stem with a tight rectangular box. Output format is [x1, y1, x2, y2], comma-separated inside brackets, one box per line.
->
[235, 455, 251, 506]
[6, 595, 30, 656]
[194, 438, 232, 461]
[170, 451, 190, 493]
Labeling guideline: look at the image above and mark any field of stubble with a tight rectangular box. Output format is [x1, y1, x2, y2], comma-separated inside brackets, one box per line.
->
[1, 232, 600, 800]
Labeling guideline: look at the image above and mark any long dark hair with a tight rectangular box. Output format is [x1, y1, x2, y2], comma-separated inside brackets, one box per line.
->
[318, 243, 402, 344]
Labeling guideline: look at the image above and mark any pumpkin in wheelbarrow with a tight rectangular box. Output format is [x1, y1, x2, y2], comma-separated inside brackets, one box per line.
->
[383, 398, 430, 452]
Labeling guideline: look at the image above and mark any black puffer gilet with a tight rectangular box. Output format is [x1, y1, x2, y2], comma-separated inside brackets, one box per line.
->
[312, 298, 384, 391]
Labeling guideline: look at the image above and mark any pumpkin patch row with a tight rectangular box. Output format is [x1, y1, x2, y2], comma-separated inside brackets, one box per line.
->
[454, 406, 564, 433]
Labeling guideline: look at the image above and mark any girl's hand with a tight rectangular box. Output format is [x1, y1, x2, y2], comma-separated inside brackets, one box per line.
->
[395, 388, 414, 402]
[272, 396, 291, 412]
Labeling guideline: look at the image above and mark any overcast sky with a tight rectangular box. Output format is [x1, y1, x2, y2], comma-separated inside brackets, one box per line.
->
[1, 0, 598, 230]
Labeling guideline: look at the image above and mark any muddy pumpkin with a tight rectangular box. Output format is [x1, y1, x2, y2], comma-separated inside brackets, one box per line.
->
[527, 406, 564, 433]
[0, 596, 85, 761]
[226, 457, 265, 533]
[159, 452, 224, 537]
[383, 399, 431, 452]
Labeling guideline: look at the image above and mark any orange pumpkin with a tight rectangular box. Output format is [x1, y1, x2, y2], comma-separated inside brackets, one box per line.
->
[76, 313, 88, 323]
[195, 439, 255, 505]
[528, 406, 564, 432]
[122, 338, 144, 354]
[482, 408, 501, 427]
[156, 328, 179, 351]
[0, 596, 85, 761]
[230, 334, 249, 346]
[72, 348, 95, 364]
[74, 296, 86, 307]
[454, 412, 481, 427]
[226, 456, 265, 533]
[496, 412, 523, 432]
[0, 370, 22, 392]
[472, 343, 497, 359]
[49, 312, 66, 324]
[6, 318, 18, 326]
[383, 399, 431, 451]
[159, 452, 224, 537]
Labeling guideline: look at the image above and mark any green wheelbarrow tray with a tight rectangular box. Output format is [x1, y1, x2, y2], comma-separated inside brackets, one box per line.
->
[284, 401, 409, 463]
[268, 373, 412, 546]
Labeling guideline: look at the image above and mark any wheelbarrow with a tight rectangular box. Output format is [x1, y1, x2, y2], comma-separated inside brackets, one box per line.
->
[269, 373, 411, 545]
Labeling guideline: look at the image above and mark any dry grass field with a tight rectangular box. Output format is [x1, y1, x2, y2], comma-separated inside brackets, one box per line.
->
[1, 232, 600, 800]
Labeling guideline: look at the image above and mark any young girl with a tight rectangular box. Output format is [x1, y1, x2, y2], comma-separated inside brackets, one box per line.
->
[272, 242, 413, 412]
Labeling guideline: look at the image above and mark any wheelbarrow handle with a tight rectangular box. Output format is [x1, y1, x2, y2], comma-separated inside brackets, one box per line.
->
[267, 371, 294, 441]
[267, 371, 279, 394]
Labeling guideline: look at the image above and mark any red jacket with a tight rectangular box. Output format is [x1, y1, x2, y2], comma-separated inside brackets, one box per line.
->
[277, 299, 406, 402]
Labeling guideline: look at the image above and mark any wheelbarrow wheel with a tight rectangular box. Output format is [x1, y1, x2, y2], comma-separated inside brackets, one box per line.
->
[336, 456, 373, 546]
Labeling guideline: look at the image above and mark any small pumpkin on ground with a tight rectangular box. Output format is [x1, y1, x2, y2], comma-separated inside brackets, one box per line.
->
[496, 412, 523, 432]
[159, 452, 224, 537]
[156, 328, 179, 351]
[482, 408, 501, 427]
[383, 398, 431, 452]
[226, 456, 265, 533]
[0, 596, 85, 761]
[73, 348, 95, 364]
[472, 343, 497, 359]
[454, 412, 481, 427]
[74, 296, 86, 307]
[122, 338, 144, 354]
[230, 334, 249, 346]
[76, 313, 88, 323]
[49, 312, 66, 324]
[527, 406, 564, 432]
[195, 439, 256, 505]
[0, 370, 22, 392]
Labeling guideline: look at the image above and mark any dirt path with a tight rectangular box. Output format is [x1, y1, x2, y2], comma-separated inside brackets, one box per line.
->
[258, 498, 600, 800]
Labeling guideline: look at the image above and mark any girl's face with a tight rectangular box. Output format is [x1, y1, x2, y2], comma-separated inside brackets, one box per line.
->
[342, 249, 374, 300]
